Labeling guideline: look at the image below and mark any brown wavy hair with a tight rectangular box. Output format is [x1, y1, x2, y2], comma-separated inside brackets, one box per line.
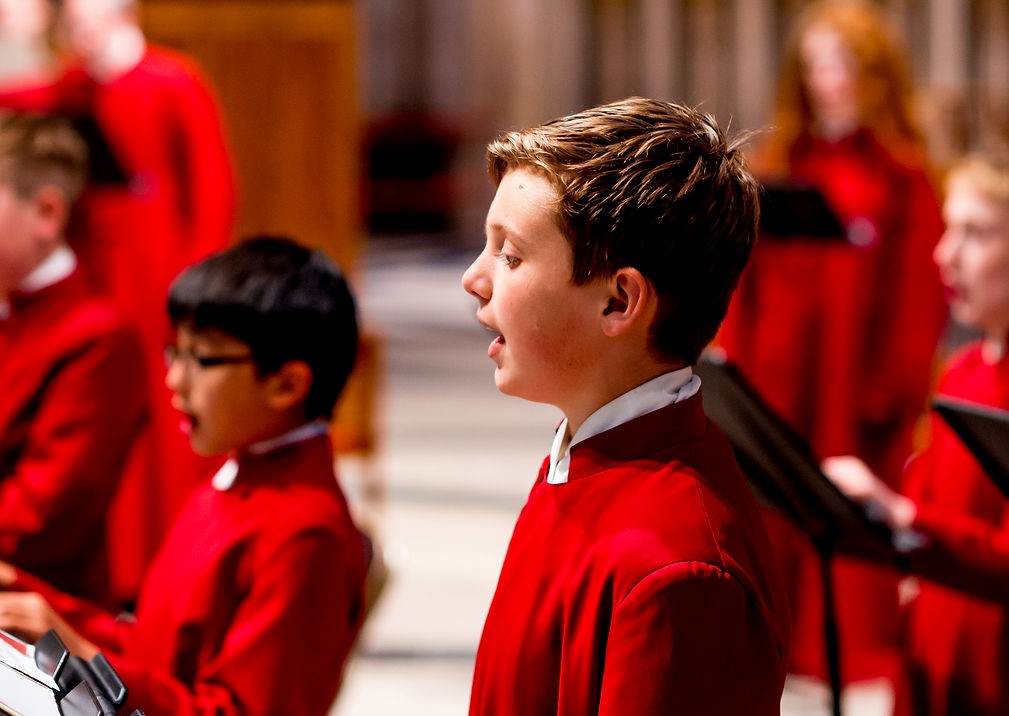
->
[486, 97, 760, 365]
[758, 0, 923, 174]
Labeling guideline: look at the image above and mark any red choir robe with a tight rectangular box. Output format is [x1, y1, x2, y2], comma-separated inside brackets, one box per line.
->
[719, 128, 946, 683]
[894, 343, 1009, 716]
[0, 268, 147, 605]
[0, 46, 237, 601]
[10, 433, 367, 716]
[470, 393, 790, 716]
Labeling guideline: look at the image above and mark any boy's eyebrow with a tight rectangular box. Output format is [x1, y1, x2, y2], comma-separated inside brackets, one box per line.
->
[485, 221, 524, 244]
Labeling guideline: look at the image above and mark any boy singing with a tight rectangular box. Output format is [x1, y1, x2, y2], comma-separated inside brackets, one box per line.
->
[463, 97, 790, 715]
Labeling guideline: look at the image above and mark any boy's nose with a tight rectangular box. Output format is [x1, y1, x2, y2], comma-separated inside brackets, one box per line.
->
[164, 356, 186, 393]
[462, 252, 491, 303]
[933, 228, 958, 271]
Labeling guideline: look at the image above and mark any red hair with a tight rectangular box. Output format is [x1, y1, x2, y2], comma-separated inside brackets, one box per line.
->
[756, 0, 923, 175]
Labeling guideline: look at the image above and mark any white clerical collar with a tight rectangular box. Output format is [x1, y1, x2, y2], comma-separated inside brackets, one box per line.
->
[211, 421, 329, 491]
[18, 246, 76, 293]
[547, 366, 700, 485]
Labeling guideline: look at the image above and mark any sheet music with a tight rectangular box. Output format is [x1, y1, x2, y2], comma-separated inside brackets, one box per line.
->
[0, 661, 61, 716]
[0, 631, 59, 690]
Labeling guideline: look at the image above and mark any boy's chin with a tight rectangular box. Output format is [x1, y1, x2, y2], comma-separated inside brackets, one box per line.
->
[188, 441, 217, 458]
[187, 434, 228, 458]
[494, 372, 547, 405]
[493, 370, 518, 396]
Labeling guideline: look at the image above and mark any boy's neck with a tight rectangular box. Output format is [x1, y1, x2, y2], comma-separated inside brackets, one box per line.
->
[85, 24, 145, 81]
[562, 361, 687, 436]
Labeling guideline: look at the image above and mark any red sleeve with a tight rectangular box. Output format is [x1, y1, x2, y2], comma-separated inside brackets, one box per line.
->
[168, 62, 236, 265]
[112, 530, 363, 716]
[597, 562, 785, 716]
[905, 501, 1009, 604]
[0, 67, 89, 113]
[0, 82, 61, 111]
[901, 434, 936, 503]
[0, 321, 148, 571]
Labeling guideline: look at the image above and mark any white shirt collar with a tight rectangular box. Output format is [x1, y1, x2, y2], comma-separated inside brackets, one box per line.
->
[2, 247, 76, 319]
[18, 246, 76, 293]
[547, 366, 700, 485]
[211, 421, 330, 491]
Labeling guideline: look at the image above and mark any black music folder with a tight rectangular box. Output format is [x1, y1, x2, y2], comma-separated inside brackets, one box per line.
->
[758, 181, 847, 240]
[697, 354, 899, 716]
[933, 396, 1009, 499]
[695, 354, 897, 564]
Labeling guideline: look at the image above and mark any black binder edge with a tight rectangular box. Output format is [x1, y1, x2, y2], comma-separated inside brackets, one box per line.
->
[932, 396, 1009, 499]
[696, 354, 897, 563]
[758, 181, 848, 241]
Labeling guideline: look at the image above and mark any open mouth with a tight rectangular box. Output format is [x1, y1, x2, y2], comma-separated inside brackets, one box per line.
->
[479, 322, 505, 359]
[172, 402, 197, 436]
[179, 413, 196, 436]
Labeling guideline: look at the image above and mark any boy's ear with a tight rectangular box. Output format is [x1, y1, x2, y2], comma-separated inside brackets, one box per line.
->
[32, 186, 69, 244]
[264, 360, 313, 412]
[601, 267, 654, 337]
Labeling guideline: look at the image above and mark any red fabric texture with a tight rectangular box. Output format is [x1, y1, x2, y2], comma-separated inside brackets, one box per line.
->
[719, 129, 945, 683]
[0, 47, 237, 601]
[897, 344, 1009, 715]
[0, 270, 147, 606]
[13, 434, 367, 716]
[469, 394, 790, 716]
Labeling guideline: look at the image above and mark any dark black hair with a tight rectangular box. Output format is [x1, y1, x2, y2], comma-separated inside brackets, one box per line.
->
[167, 235, 359, 420]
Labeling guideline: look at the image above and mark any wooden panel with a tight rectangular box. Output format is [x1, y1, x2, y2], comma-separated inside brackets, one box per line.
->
[140, 1, 362, 277]
[143, 2, 375, 458]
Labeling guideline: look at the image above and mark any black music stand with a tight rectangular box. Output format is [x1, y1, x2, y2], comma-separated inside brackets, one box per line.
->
[759, 181, 847, 241]
[696, 355, 899, 716]
[933, 396, 1009, 497]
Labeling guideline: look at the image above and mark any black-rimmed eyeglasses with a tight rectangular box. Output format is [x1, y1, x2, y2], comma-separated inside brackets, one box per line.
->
[164, 346, 256, 370]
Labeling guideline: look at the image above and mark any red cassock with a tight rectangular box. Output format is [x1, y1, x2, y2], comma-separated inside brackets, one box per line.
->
[0, 47, 237, 600]
[469, 394, 791, 716]
[0, 269, 147, 605]
[719, 128, 946, 683]
[12, 434, 367, 716]
[895, 343, 1009, 716]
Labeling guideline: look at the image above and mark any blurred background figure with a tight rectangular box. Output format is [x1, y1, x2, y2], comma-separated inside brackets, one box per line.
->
[823, 149, 1009, 716]
[718, 0, 946, 708]
[0, 111, 147, 610]
[0, 0, 54, 83]
[0, 0, 237, 606]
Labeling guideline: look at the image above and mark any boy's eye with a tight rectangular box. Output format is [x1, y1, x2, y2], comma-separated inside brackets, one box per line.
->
[496, 252, 521, 269]
[959, 224, 996, 245]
